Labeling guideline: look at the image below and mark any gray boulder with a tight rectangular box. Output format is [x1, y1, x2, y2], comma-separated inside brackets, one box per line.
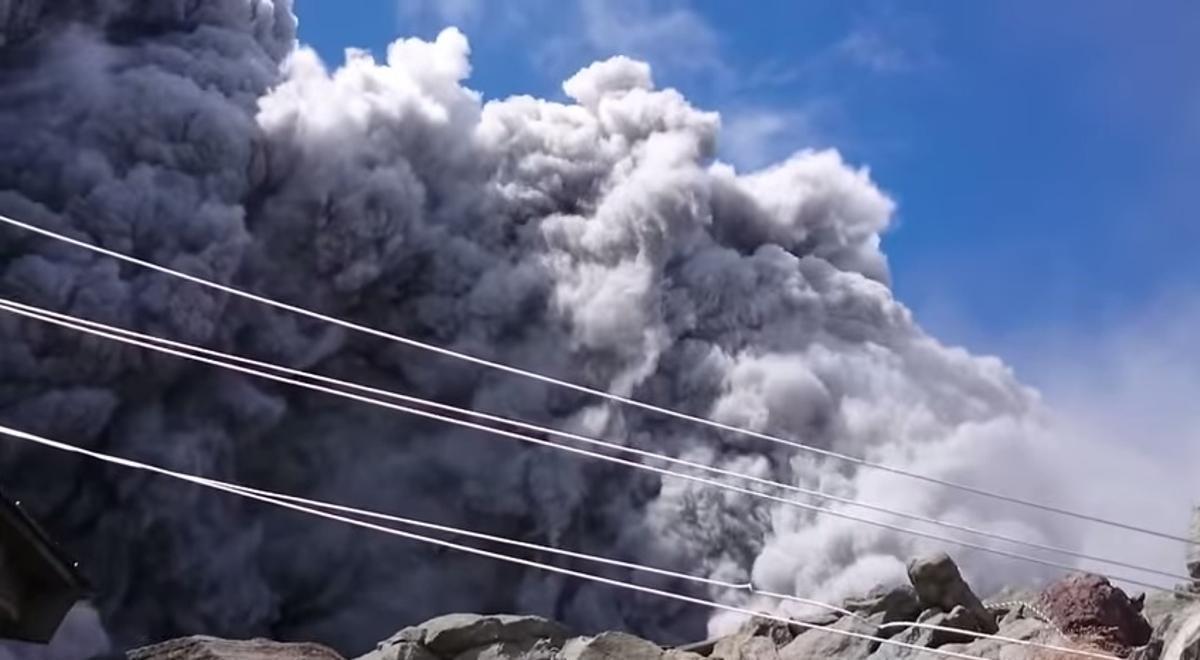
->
[1160, 604, 1200, 660]
[559, 632, 663, 660]
[127, 636, 345, 660]
[710, 636, 779, 660]
[984, 586, 1044, 626]
[737, 617, 803, 647]
[707, 615, 809, 658]
[672, 638, 720, 657]
[869, 606, 991, 659]
[907, 553, 999, 634]
[419, 615, 569, 657]
[844, 585, 922, 638]
[361, 614, 570, 660]
[926, 605, 986, 647]
[865, 623, 933, 660]
[452, 638, 559, 660]
[935, 617, 1058, 660]
[1144, 593, 1192, 632]
[777, 614, 875, 660]
[357, 641, 439, 660]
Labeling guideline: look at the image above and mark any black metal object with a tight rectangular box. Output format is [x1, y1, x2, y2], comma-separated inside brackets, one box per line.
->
[0, 490, 89, 643]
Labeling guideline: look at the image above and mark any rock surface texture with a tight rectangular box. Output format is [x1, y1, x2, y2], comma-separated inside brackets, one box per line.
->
[127, 636, 345, 660]
[126, 555, 1186, 660]
[907, 553, 999, 636]
[1036, 574, 1152, 655]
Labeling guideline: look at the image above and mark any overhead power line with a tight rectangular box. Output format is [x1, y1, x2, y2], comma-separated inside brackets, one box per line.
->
[0, 296, 1191, 586]
[0, 423, 1121, 660]
[0, 213, 1191, 545]
[1, 299, 1194, 599]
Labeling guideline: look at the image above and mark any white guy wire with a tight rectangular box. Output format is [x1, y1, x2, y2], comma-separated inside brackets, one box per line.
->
[1, 300, 1194, 600]
[0, 296, 1191, 585]
[220, 481, 1120, 660]
[0, 212, 1192, 546]
[0, 424, 1120, 660]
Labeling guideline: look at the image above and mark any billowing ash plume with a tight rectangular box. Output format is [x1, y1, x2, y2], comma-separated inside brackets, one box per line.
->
[0, 1, 1080, 656]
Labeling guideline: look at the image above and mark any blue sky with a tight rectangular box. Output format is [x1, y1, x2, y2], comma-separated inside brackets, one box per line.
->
[293, 0, 1198, 377]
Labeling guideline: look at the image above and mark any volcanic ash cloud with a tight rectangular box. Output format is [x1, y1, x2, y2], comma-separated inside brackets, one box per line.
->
[0, 4, 1072, 654]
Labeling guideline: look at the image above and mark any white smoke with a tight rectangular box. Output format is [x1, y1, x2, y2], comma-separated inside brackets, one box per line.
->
[0, 3, 1175, 656]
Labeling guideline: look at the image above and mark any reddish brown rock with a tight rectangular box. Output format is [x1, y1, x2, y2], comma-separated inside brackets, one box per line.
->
[1037, 573, 1152, 654]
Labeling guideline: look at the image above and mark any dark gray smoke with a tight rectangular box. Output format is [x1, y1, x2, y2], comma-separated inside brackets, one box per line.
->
[0, 2, 1081, 656]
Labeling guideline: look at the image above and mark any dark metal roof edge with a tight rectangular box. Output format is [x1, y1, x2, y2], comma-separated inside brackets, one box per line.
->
[0, 487, 91, 593]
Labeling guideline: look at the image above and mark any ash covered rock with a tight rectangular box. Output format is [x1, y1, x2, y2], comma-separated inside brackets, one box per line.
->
[115, 553, 1186, 660]
[359, 614, 569, 660]
[127, 636, 344, 660]
[906, 553, 998, 636]
[845, 585, 924, 640]
[560, 632, 667, 660]
[775, 615, 873, 659]
[708, 617, 798, 660]
[1138, 591, 1200, 660]
[357, 616, 694, 660]
[933, 617, 1061, 660]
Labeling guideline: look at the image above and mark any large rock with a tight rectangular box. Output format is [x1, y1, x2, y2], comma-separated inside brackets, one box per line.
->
[906, 553, 998, 634]
[777, 614, 875, 660]
[451, 638, 559, 660]
[1144, 593, 1194, 633]
[356, 641, 438, 660]
[866, 622, 934, 660]
[869, 607, 988, 659]
[1159, 603, 1200, 660]
[673, 638, 721, 657]
[360, 614, 570, 660]
[710, 636, 779, 660]
[736, 617, 803, 647]
[128, 636, 345, 660]
[707, 615, 808, 658]
[559, 632, 663, 660]
[1037, 573, 1153, 654]
[926, 605, 986, 647]
[376, 614, 571, 659]
[935, 617, 1059, 660]
[844, 585, 923, 636]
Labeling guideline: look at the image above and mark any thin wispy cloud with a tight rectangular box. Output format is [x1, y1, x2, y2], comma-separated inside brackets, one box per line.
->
[529, 0, 730, 87]
[397, 0, 483, 27]
[834, 8, 941, 75]
[837, 28, 919, 74]
[578, 0, 725, 75]
[720, 109, 792, 169]
[719, 105, 836, 171]
[396, 0, 543, 38]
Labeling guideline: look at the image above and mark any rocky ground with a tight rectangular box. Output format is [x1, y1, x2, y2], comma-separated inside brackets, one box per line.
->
[125, 553, 1200, 660]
